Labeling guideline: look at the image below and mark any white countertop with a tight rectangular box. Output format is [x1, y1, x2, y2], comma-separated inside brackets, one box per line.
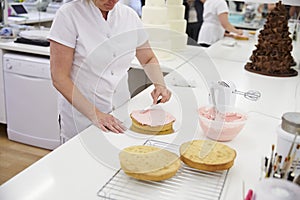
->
[8, 12, 55, 25]
[206, 35, 300, 65]
[0, 38, 299, 200]
[0, 41, 49, 56]
[131, 45, 206, 73]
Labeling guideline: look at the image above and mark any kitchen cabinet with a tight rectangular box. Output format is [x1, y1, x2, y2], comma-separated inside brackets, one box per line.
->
[0, 49, 6, 123]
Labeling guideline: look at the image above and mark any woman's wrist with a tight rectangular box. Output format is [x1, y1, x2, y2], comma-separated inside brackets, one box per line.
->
[154, 83, 166, 89]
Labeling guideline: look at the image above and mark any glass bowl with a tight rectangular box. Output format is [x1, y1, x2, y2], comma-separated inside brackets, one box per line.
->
[198, 105, 248, 142]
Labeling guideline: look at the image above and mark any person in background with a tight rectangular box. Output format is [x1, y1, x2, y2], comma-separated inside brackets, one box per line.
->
[258, 3, 275, 17]
[198, 0, 243, 47]
[233, 1, 244, 12]
[289, 6, 300, 19]
[119, 0, 142, 17]
[183, 0, 204, 45]
[48, 0, 171, 142]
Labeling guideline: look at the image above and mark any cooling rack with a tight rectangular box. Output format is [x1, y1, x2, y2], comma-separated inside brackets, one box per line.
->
[97, 139, 229, 200]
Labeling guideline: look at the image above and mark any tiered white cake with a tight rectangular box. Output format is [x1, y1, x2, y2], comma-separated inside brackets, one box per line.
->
[142, 0, 171, 59]
[141, 0, 187, 59]
[166, 0, 188, 51]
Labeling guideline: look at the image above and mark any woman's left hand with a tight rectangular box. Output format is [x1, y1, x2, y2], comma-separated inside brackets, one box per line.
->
[151, 84, 172, 104]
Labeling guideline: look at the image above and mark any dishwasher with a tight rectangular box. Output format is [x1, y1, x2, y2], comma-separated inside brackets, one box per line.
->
[3, 53, 60, 150]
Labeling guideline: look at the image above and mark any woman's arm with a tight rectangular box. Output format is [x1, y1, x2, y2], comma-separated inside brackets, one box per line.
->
[218, 12, 243, 35]
[50, 40, 125, 133]
[135, 41, 171, 104]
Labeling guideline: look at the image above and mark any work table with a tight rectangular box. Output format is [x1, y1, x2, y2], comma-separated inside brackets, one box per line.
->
[0, 37, 299, 199]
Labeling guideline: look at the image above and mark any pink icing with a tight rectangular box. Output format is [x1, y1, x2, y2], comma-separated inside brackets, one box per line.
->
[198, 106, 247, 141]
[131, 109, 176, 126]
[198, 107, 246, 122]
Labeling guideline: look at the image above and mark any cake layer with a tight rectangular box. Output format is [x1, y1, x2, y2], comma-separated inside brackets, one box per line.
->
[168, 19, 187, 33]
[145, 0, 166, 7]
[119, 145, 181, 181]
[170, 32, 188, 51]
[152, 48, 173, 60]
[131, 117, 174, 135]
[167, 5, 185, 20]
[149, 40, 172, 54]
[142, 7, 168, 25]
[180, 140, 236, 172]
[143, 24, 170, 41]
[166, 0, 183, 5]
[130, 109, 175, 126]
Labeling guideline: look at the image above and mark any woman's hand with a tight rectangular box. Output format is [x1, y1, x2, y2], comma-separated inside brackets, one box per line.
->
[236, 29, 243, 35]
[92, 111, 126, 133]
[151, 84, 172, 104]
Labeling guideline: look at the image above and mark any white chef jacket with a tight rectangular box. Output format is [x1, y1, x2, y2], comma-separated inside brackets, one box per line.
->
[48, 0, 148, 141]
[197, 0, 228, 45]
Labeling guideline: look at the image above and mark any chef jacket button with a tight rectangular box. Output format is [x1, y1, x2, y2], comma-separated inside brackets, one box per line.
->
[107, 34, 110, 38]
[111, 71, 114, 75]
[113, 53, 116, 58]
[112, 106, 115, 110]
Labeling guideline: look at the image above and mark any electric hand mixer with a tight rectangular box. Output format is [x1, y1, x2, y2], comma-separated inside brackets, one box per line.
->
[209, 80, 261, 107]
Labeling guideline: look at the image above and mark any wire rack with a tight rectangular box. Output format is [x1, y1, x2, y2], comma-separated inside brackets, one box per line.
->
[97, 140, 229, 200]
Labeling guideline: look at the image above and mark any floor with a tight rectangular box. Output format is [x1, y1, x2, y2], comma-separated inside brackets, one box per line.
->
[0, 123, 51, 185]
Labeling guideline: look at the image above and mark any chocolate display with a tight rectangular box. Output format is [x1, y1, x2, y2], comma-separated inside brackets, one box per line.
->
[245, 1, 298, 77]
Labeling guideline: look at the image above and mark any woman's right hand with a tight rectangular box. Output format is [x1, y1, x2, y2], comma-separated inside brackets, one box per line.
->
[92, 111, 126, 133]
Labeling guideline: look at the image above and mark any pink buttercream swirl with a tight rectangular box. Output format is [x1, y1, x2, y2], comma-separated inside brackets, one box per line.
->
[131, 109, 176, 126]
[198, 107, 246, 122]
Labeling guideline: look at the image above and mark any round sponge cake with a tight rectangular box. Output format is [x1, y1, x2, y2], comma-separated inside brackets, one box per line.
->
[180, 140, 236, 171]
[119, 145, 181, 181]
[130, 109, 176, 135]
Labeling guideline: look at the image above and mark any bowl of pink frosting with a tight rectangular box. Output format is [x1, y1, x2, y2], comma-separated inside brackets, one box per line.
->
[198, 105, 247, 142]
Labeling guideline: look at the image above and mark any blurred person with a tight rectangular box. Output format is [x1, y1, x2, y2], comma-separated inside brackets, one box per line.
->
[234, 1, 244, 12]
[119, 0, 142, 16]
[198, 0, 243, 47]
[289, 6, 300, 19]
[258, 3, 275, 17]
[184, 0, 204, 45]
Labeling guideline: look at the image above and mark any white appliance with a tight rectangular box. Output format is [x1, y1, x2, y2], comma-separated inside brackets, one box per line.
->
[23, 0, 51, 12]
[3, 53, 60, 150]
[46, 0, 72, 13]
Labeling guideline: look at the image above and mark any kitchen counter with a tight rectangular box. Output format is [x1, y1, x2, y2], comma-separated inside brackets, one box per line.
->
[0, 42, 50, 56]
[7, 12, 55, 26]
[0, 37, 299, 199]
[206, 35, 300, 65]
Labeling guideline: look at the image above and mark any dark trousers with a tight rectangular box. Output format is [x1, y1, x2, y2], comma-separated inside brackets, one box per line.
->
[186, 22, 202, 45]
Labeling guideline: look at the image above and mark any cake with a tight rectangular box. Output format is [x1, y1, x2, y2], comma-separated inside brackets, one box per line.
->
[142, 0, 168, 25]
[119, 145, 181, 181]
[142, 0, 171, 59]
[130, 109, 176, 135]
[166, 0, 188, 51]
[180, 140, 236, 171]
[141, 0, 188, 59]
[245, 1, 298, 77]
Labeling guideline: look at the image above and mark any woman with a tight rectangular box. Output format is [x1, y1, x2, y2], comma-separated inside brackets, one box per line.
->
[48, 0, 171, 142]
[198, 0, 243, 47]
[184, 0, 204, 45]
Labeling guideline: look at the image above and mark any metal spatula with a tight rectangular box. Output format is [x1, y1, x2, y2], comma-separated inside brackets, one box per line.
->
[140, 99, 162, 114]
